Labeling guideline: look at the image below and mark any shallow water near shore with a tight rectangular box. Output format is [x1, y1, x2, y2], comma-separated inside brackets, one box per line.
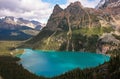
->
[18, 49, 110, 77]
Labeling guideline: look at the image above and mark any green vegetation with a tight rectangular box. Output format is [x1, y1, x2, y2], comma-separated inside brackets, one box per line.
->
[107, 47, 120, 56]
[0, 50, 119, 79]
[0, 41, 24, 56]
[22, 26, 114, 52]
[0, 33, 119, 79]
[59, 32, 99, 52]
[73, 26, 114, 36]
[0, 56, 45, 79]
[21, 30, 40, 36]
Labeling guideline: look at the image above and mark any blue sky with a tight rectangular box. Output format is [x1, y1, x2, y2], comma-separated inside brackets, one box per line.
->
[42, 0, 97, 5]
[88, 0, 95, 2]
[0, 0, 100, 23]
[42, 0, 67, 5]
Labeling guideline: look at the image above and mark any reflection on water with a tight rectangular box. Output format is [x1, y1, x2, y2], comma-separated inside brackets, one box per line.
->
[19, 49, 110, 77]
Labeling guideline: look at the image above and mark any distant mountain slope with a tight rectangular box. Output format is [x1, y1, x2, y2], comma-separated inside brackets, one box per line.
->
[0, 16, 44, 40]
[0, 16, 43, 30]
[21, 1, 120, 53]
[0, 29, 32, 41]
[96, 0, 120, 9]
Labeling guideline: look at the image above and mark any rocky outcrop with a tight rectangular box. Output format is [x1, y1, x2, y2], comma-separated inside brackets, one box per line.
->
[44, 4, 64, 31]
[97, 33, 120, 53]
[45, 1, 102, 32]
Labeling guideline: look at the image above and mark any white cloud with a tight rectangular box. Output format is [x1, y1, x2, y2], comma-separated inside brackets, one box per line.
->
[0, 0, 100, 23]
[60, 0, 101, 8]
[0, 0, 53, 23]
[79, 0, 101, 8]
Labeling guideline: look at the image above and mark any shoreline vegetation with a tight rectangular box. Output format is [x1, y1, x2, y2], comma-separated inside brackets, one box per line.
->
[0, 41, 24, 56]
[0, 41, 119, 79]
[0, 56, 46, 79]
[0, 51, 119, 79]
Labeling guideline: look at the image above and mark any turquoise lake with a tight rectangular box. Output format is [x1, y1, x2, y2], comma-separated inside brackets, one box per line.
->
[19, 49, 110, 77]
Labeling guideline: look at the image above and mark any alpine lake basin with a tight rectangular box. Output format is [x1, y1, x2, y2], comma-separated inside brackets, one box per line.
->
[18, 49, 110, 77]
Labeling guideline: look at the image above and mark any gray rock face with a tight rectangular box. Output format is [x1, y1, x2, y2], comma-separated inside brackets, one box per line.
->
[45, 1, 100, 31]
[52, 4, 63, 15]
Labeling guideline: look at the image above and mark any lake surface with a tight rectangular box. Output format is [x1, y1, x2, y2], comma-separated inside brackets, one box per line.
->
[19, 49, 110, 77]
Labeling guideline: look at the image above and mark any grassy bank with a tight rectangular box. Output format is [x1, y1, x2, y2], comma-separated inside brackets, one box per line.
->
[0, 41, 24, 56]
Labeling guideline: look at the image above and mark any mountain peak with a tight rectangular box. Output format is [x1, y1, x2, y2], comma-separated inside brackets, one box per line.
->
[4, 16, 14, 21]
[67, 1, 83, 8]
[70, 1, 82, 7]
[54, 4, 60, 8]
[53, 4, 63, 15]
[65, 1, 84, 15]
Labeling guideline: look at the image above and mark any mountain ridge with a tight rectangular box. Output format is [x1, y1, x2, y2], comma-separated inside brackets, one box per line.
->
[0, 16, 45, 40]
[0, 16, 44, 30]
[21, 1, 120, 54]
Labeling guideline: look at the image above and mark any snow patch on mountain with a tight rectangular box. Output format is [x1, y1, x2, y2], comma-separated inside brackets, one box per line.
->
[0, 16, 44, 30]
[95, 0, 108, 9]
